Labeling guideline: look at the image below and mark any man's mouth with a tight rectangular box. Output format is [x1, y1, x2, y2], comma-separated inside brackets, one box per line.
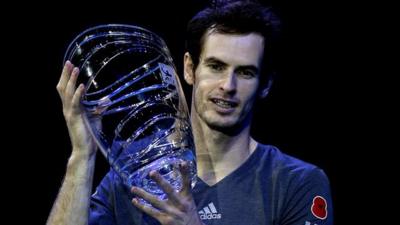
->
[211, 98, 238, 108]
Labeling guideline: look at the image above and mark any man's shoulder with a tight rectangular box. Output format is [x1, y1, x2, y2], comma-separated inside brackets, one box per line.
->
[256, 144, 333, 225]
[257, 143, 326, 180]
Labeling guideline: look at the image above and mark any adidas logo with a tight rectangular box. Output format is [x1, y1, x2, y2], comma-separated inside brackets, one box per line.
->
[198, 202, 222, 220]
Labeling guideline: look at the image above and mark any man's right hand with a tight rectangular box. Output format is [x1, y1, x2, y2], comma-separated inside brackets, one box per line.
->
[56, 61, 96, 157]
[47, 61, 98, 225]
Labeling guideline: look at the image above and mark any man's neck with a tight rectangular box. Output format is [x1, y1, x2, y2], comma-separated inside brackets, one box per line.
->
[191, 113, 258, 186]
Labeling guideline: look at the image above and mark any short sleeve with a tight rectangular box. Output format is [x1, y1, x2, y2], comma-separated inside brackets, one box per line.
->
[280, 168, 333, 225]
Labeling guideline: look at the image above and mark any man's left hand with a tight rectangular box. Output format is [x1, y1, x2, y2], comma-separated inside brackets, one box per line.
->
[131, 162, 204, 225]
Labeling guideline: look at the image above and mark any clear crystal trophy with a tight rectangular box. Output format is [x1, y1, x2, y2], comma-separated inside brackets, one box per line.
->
[63, 24, 196, 200]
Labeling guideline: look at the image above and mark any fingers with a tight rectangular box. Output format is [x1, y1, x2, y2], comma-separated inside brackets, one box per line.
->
[56, 61, 81, 106]
[131, 167, 189, 212]
[131, 187, 166, 211]
[131, 187, 180, 217]
[149, 171, 181, 205]
[56, 61, 72, 96]
[71, 83, 85, 114]
[131, 165, 199, 224]
[179, 161, 192, 196]
[65, 67, 80, 102]
[131, 197, 163, 219]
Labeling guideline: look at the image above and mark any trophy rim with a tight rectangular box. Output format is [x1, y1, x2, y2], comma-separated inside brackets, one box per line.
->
[63, 24, 168, 65]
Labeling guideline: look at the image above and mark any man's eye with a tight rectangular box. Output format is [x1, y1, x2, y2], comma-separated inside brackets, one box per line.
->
[237, 70, 256, 78]
[209, 64, 224, 71]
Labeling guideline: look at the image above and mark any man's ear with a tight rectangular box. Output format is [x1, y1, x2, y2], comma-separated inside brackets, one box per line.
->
[259, 76, 273, 98]
[183, 52, 195, 85]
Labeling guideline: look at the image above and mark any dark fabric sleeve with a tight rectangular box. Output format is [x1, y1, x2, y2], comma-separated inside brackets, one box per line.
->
[280, 168, 334, 225]
[89, 171, 117, 225]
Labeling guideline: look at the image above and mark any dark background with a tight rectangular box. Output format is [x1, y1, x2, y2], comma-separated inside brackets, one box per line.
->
[4, 0, 388, 224]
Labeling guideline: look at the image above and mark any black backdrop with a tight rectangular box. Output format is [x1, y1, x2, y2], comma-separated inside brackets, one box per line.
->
[5, 0, 380, 224]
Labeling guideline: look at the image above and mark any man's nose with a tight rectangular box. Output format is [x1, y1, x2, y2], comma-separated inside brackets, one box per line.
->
[220, 72, 237, 94]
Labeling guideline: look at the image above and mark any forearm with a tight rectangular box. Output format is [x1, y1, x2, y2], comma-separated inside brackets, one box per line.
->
[47, 149, 96, 225]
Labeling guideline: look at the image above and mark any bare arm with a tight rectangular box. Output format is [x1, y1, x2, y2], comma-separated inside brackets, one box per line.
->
[47, 61, 97, 225]
[47, 150, 96, 225]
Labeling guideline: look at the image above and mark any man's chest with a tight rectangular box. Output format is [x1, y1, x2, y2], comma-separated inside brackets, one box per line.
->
[192, 179, 275, 225]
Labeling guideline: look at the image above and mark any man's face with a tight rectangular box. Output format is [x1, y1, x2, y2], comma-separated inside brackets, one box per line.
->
[185, 32, 265, 131]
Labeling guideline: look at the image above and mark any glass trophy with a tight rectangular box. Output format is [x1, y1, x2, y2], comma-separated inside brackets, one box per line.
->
[63, 24, 196, 200]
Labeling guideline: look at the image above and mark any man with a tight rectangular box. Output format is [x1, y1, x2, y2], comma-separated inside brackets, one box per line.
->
[47, 1, 333, 225]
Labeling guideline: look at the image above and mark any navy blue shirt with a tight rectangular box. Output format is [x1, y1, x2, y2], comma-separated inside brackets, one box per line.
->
[89, 144, 333, 225]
